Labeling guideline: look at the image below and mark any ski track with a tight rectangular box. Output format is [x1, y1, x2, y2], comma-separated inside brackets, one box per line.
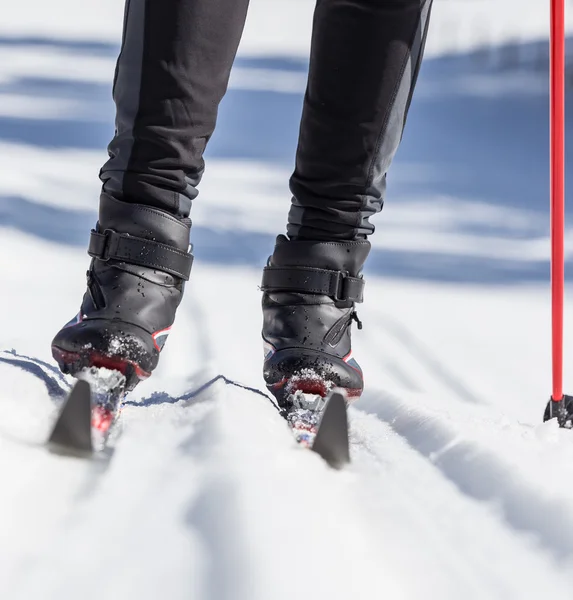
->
[357, 391, 573, 563]
[3, 323, 573, 597]
[348, 410, 573, 598]
[2, 269, 572, 598]
[357, 305, 486, 407]
[2, 269, 573, 599]
[0, 350, 70, 399]
[351, 300, 573, 583]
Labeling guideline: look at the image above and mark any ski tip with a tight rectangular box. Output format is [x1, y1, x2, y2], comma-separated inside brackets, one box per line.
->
[312, 389, 350, 469]
[48, 379, 93, 455]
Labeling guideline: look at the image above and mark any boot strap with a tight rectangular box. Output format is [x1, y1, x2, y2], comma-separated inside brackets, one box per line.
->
[261, 265, 364, 302]
[88, 229, 193, 281]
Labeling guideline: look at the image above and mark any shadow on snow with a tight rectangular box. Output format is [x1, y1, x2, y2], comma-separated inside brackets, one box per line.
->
[0, 36, 570, 283]
[0, 350, 276, 412]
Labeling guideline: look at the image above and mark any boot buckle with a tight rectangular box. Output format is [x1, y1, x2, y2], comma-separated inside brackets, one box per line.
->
[333, 271, 350, 302]
[333, 271, 364, 303]
[88, 229, 122, 262]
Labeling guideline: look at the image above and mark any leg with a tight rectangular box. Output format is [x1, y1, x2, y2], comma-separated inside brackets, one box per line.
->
[102, 0, 250, 218]
[290, 0, 433, 240]
[261, 0, 432, 405]
[52, 0, 250, 387]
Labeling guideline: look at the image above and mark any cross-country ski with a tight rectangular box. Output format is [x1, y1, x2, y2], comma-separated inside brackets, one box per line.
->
[47, 369, 126, 455]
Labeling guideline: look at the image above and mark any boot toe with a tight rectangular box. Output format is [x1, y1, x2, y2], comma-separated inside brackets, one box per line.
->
[52, 319, 158, 387]
[264, 347, 363, 406]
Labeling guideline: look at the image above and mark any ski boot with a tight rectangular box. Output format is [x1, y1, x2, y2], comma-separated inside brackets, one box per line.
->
[261, 235, 370, 410]
[51, 193, 193, 391]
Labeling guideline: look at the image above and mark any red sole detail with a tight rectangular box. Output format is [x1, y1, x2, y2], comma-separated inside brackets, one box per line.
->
[288, 378, 330, 398]
[270, 377, 362, 402]
[91, 405, 115, 434]
[52, 347, 151, 381]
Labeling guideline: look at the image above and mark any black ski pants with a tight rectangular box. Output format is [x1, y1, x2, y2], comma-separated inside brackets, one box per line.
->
[100, 0, 433, 241]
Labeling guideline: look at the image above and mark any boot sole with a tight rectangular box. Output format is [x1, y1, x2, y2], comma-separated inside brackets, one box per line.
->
[52, 346, 151, 391]
[263, 346, 363, 406]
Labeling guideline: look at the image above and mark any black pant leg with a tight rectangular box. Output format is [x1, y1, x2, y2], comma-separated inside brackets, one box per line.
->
[288, 0, 433, 240]
[100, 0, 250, 218]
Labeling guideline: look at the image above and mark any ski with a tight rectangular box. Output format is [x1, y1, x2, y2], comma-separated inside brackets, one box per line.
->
[47, 368, 350, 467]
[285, 389, 350, 469]
[47, 368, 126, 456]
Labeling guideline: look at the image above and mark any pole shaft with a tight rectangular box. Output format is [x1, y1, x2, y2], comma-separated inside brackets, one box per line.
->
[551, 0, 566, 402]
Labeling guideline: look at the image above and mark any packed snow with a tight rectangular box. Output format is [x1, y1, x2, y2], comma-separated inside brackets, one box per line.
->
[2, 0, 573, 598]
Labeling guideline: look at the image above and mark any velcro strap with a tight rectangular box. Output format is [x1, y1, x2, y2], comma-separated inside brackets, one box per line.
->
[261, 266, 364, 302]
[88, 229, 193, 281]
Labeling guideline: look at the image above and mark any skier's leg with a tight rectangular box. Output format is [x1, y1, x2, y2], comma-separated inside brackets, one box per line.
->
[52, 0, 250, 388]
[289, 0, 432, 241]
[101, 0, 250, 218]
[262, 0, 433, 405]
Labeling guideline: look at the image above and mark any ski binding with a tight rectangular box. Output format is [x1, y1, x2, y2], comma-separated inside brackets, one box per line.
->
[285, 389, 350, 469]
[48, 367, 126, 456]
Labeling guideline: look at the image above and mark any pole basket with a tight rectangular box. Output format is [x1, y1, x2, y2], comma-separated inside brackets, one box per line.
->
[544, 0, 570, 425]
[545, 395, 573, 427]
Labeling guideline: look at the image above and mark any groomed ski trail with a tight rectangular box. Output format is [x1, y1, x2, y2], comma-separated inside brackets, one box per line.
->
[2, 257, 573, 600]
[1, 354, 573, 599]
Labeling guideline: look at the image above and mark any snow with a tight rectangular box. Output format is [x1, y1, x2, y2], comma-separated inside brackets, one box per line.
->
[2, 0, 573, 597]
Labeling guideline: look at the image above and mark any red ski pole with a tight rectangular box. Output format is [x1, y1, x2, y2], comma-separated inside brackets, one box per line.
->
[545, 0, 571, 425]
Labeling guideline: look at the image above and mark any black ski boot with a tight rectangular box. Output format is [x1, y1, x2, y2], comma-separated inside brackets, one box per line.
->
[52, 194, 193, 390]
[261, 235, 370, 408]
